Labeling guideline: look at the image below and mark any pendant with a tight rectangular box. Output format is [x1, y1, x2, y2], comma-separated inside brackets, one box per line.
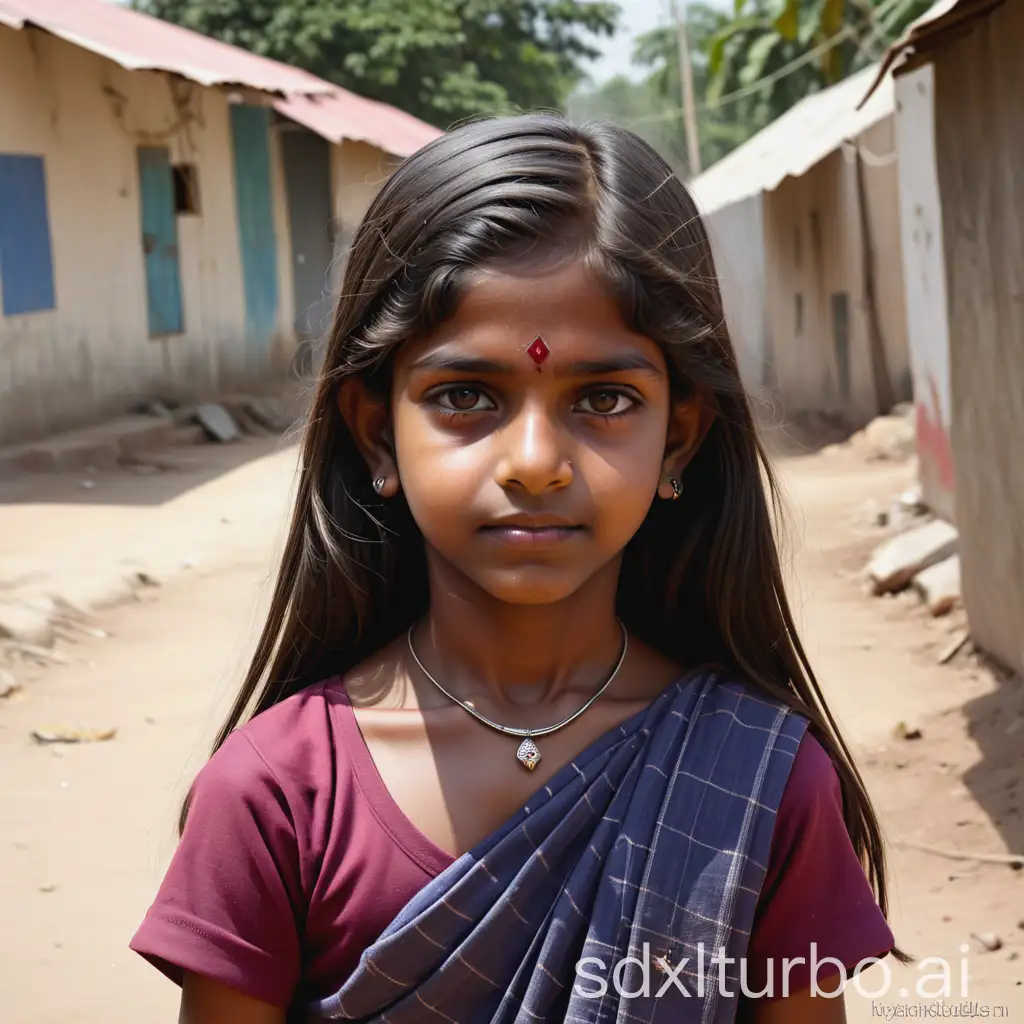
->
[516, 736, 541, 771]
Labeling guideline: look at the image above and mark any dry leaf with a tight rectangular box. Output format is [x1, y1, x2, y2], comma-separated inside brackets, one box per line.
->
[31, 726, 117, 744]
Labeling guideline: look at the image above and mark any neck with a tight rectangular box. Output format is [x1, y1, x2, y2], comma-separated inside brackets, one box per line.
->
[412, 559, 624, 709]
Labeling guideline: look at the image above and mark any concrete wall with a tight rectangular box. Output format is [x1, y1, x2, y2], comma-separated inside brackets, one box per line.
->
[931, 0, 1024, 675]
[762, 118, 910, 425]
[0, 27, 293, 446]
[702, 194, 769, 397]
[328, 139, 394, 289]
[894, 65, 956, 521]
[276, 137, 393, 359]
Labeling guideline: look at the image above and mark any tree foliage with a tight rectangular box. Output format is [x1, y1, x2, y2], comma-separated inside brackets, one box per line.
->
[569, 0, 932, 177]
[133, 0, 618, 127]
[702, 0, 934, 130]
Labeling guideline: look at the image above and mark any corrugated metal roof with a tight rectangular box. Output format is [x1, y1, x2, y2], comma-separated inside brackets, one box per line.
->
[0, 0, 331, 95]
[0, 0, 444, 156]
[860, 0, 1008, 103]
[275, 89, 443, 159]
[689, 64, 894, 215]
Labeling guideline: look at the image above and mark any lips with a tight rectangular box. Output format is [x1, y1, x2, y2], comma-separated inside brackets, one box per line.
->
[478, 516, 586, 548]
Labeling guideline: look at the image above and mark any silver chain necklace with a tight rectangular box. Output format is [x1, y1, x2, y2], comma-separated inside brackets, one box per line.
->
[406, 621, 629, 771]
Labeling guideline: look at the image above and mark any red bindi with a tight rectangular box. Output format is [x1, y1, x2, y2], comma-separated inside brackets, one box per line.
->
[527, 335, 550, 366]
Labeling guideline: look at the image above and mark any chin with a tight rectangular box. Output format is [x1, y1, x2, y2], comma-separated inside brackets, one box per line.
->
[470, 567, 594, 607]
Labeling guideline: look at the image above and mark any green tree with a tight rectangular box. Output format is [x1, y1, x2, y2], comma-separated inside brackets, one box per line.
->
[630, 3, 754, 171]
[611, 0, 934, 174]
[567, 3, 752, 176]
[704, 0, 934, 130]
[133, 0, 618, 127]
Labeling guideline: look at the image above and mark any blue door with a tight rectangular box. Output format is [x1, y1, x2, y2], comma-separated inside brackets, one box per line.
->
[137, 146, 183, 336]
[230, 105, 279, 352]
[0, 154, 56, 316]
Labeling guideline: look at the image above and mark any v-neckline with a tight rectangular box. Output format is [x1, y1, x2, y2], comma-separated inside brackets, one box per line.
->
[326, 673, 696, 873]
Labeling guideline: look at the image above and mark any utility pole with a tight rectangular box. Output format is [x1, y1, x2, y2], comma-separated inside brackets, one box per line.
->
[671, 0, 702, 176]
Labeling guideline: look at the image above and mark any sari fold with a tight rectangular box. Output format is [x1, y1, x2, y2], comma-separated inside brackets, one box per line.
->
[313, 673, 808, 1023]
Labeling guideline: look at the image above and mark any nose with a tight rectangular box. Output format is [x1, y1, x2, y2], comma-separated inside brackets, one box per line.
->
[494, 402, 573, 495]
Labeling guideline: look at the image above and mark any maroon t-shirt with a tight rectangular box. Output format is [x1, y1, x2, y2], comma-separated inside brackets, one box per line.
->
[130, 680, 893, 1011]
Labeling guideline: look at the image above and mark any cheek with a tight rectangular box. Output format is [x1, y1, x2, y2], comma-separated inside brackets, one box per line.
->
[392, 405, 486, 510]
[582, 435, 663, 517]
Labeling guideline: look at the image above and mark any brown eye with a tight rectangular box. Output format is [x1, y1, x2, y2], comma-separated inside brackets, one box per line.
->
[435, 387, 495, 413]
[577, 390, 633, 416]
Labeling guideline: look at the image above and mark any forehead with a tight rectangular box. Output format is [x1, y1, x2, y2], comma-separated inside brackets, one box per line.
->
[399, 263, 665, 371]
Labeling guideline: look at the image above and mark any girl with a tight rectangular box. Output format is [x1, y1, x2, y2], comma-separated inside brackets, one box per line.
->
[131, 114, 898, 1023]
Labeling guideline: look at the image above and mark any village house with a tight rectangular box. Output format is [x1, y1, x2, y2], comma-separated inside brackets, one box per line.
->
[0, 0, 440, 448]
[689, 65, 911, 427]
[865, 0, 1022, 675]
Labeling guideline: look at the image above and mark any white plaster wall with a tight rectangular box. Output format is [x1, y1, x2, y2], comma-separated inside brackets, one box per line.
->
[0, 27, 287, 444]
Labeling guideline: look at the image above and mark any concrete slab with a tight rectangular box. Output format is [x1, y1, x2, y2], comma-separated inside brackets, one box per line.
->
[868, 519, 959, 594]
[913, 554, 961, 616]
[0, 598, 57, 646]
[195, 404, 241, 443]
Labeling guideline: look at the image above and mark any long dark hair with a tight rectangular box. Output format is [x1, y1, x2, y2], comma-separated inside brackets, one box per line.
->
[187, 113, 897, 940]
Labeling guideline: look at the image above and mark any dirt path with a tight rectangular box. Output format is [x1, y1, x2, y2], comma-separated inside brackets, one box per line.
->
[0, 444, 1021, 1022]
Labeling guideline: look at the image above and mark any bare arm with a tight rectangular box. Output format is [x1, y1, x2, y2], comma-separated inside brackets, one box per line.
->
[179, 972, 286, 1024]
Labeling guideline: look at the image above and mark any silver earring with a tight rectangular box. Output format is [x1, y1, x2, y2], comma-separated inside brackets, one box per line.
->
[373, 477, 386, 494]
[669, 477, 682, 500]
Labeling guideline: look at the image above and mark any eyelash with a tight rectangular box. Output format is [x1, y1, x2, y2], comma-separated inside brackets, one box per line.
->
[428, 386, 641, 420]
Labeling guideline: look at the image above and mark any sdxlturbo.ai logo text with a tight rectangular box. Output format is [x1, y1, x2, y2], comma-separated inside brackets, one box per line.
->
[574, 943, 974, 1001]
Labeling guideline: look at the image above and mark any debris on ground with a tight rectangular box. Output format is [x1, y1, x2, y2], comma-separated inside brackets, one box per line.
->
[0, 670, 21, 698]
[894, 839, 1024, 869]
[938, 630, 971, 665]
[860, 411, 916, 461]
[894, 721, 924, 741]
[132, 399, 175, 419]
[972, 931, 1004, 953]
[195, 403, 241, 443]
[55, 619, 108, 640]
[868, 520, 959, 594]
[899, 485, 927, 514]
[818, 404, 917, 462]
[0, 599, 57, 647]
[913, 554, 962, 616]
[30, 726, 117, 744]
[8, 643, 69, 666]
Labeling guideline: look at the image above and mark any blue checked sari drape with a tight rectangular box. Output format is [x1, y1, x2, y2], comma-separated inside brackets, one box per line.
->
[312, 672, 808, 1024]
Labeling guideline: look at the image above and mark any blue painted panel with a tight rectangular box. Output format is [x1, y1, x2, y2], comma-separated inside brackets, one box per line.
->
[137, 146, 184, 336]
[0, 154, 56, 316]
[230, 105, 279, 351]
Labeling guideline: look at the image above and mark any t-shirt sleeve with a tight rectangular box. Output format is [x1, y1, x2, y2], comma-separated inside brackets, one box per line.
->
[745, 733, 894, 997]
[130, 729, 304, 1008]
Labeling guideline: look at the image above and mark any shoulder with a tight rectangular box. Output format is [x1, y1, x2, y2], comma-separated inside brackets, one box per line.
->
[187, 679, 349, 841]
[778, 730, 842, 815]
[230, 678, 345, 778]
[765, 731, 848, 881]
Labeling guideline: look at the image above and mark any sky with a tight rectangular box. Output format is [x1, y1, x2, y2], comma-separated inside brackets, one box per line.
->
[582, 0, 671, 84]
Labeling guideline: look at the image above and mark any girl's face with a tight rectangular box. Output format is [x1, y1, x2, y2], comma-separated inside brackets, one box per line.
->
[350, 263, 705, 606]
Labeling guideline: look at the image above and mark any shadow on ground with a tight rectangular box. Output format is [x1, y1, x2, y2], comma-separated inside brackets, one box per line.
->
[960, 656, 1024, 860]
[0, 434, 299, 509]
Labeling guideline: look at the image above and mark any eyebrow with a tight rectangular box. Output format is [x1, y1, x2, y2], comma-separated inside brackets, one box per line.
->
[409, 352, 663, 377]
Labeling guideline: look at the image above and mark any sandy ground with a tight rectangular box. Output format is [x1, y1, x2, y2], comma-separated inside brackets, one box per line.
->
[0, 437, 1021, 1022]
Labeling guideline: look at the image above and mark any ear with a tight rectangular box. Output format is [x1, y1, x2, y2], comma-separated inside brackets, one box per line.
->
[337, 378, 400, 498]
[657, 392, 715, 500]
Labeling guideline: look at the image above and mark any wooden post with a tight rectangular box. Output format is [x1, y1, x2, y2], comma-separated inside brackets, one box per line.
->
[671, 0, 702, 177]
